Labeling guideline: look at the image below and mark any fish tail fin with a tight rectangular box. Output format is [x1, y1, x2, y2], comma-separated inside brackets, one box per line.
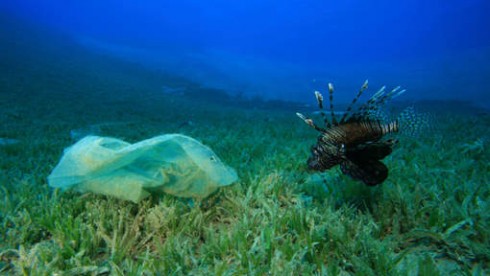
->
[397, 106, 433, 137]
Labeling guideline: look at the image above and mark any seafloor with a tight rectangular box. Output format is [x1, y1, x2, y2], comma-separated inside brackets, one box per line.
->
[0, 17, 489, 275]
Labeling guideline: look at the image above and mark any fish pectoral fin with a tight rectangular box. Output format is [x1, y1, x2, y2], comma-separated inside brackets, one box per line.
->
[340, 159, 388, 186]
[347, 142, 394, 161]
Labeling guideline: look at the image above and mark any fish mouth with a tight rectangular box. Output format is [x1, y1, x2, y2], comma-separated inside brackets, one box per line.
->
[307, 156, 333, 171]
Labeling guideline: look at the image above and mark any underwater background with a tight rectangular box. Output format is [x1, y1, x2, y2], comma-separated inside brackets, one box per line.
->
[0, 0, 489, 275]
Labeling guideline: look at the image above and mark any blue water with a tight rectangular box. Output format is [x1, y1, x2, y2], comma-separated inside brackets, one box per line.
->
[1, 0, 489, 107]
[1, 2, 489, 274]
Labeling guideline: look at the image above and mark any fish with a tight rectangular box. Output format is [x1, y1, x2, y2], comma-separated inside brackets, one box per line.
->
[297, 80, 415, 186]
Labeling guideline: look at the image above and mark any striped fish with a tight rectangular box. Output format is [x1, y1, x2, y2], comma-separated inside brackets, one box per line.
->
[297, 80, 407, 186]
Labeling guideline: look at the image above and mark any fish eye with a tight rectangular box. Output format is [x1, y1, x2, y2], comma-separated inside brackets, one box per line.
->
[339, 144, 346, 154]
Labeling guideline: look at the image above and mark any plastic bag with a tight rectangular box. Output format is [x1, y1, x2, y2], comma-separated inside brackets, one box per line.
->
[48, 134, 238, 202]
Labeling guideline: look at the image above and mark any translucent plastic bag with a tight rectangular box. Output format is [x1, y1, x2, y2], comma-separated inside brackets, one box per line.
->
[48, 134, 238, 202]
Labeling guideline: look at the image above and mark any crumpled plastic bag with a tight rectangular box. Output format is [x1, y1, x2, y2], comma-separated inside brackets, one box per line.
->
[48, 134, 238, 203]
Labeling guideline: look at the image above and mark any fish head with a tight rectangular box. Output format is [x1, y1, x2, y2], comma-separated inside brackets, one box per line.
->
[307, 142, 346, 171]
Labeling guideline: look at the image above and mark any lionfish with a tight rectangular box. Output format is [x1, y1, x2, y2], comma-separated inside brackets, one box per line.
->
[297, 80, 420, 186]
